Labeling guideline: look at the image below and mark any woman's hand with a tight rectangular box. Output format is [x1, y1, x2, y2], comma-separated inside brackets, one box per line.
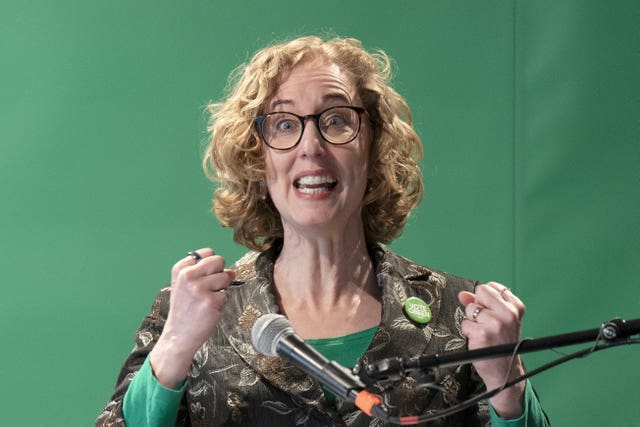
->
[149, 248, 235, 389]
[458, 282, 526, 419]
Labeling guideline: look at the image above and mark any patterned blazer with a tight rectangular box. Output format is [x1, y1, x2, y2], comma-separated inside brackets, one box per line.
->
[97, 243, 489, 426]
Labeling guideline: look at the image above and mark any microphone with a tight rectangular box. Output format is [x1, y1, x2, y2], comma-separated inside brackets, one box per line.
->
[251, 314, 388, 419]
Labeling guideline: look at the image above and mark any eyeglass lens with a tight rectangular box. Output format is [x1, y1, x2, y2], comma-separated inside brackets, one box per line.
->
[261, 107, 360, 149]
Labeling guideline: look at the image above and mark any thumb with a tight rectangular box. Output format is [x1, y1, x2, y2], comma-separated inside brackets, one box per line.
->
[224, 269, 236, 282]
[458, 291, 476, 307]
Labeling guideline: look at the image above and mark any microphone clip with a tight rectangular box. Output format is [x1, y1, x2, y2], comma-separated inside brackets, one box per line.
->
[354, 357, 408, 388]
[600, 317, 633, 342]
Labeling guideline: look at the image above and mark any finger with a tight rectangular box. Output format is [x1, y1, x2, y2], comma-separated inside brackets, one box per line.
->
[187, 248, 215, 263]
[474, 283, 512, 311]
[460, 319, 478, 341]
[465, 302, 486, 322]
[176, 255, 227, 288]
[460, 318, 494, 345]
[172, 248, 216, 276]
[191, 254, 226, 276]
[484, 281, 512, 301]
[482, 282, 526, 317]
[475, 284, 526, 329]
[223, 268, 236, 282]
[458, 291, 476, 307]
[192, 270, 234, 293]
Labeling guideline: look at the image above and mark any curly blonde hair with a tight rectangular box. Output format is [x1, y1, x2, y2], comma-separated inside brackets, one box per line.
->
[204, 36, 423, 251]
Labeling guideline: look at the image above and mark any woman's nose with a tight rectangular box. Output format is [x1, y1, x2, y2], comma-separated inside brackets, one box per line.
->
[298, 120, 326, 158]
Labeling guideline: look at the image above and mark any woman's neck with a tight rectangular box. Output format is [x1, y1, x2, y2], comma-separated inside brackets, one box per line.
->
[272, 226, 381, 338]
[275, 226, 372, 296]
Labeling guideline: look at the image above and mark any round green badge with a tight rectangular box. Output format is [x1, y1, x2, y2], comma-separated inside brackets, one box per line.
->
[404, 297, 432, 324]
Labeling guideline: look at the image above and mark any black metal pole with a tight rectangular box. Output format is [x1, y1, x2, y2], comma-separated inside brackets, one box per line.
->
[410, 317, 640, 371]
[361, 318, 640, 381]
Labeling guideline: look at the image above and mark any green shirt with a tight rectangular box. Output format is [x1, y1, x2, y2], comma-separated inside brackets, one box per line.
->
[305, 326, 379, 407]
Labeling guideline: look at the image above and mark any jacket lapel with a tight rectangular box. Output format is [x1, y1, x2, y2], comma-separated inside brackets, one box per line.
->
[218, 249, 328, 411]
[363, 245, 443, 371]
[216, 244, 448, 418]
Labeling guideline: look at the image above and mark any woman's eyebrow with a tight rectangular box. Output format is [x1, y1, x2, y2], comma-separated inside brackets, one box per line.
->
[322, 93, 351, 104]
[268, 93, 352, 112]
[269, 98, 294, 110]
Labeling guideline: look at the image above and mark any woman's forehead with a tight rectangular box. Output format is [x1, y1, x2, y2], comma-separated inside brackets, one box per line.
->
[266, 58, 359, 111]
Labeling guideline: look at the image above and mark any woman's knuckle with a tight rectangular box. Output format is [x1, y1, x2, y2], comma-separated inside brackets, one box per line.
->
[171, 264, 182, 277]
[211, 255, 226, 270]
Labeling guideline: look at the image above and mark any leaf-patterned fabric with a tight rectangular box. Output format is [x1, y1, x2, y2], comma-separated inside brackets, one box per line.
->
[97, 243, 489, 426]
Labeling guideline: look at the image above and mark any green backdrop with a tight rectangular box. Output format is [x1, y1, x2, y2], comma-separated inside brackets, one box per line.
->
[1, 1, 638, 425]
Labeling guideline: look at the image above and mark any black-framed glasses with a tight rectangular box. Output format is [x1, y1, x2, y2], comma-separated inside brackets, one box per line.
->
[255, 105, 366, 150]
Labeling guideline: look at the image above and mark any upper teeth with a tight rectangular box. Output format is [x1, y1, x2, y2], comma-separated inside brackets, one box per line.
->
[296, 175, 336, 186]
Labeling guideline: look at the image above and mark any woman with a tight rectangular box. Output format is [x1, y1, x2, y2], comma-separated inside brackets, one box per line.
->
[97, 36, 547, 426]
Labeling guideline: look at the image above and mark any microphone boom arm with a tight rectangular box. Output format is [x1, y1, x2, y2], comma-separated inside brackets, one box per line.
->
[358, 317, 640, 385]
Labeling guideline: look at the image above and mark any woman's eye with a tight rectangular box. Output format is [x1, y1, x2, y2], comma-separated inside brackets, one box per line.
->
[324, 114, 346, 127]
[276, 119, 297, 132]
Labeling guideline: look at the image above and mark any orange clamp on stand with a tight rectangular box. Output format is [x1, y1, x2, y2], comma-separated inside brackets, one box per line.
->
[354, 390, 386, 418]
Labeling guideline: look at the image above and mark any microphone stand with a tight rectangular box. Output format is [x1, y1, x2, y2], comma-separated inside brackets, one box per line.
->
[356, 317, 640, 387]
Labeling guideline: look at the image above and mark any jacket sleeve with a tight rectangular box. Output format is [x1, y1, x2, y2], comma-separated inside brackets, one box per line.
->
[95, 287, 191, 427]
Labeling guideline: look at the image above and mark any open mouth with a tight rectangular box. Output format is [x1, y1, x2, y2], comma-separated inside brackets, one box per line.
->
[294, 175, 338, 194]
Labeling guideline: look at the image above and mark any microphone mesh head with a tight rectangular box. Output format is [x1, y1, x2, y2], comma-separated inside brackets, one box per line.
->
[251, 314, 294, 356]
